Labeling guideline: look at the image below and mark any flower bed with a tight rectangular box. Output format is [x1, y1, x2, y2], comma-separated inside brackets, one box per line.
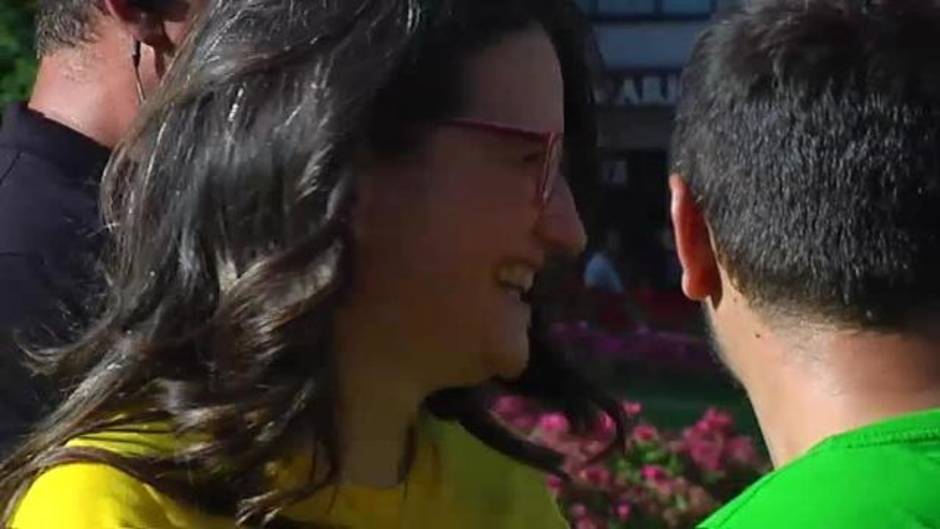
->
[550, 322, 718, 378]
[493, 396, 770, 529]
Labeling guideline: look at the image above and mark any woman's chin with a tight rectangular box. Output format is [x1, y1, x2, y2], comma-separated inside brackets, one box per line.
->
[486, 335, 531, 381]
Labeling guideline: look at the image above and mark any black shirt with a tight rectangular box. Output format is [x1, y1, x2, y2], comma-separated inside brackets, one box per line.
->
[0, 103, 109, 450]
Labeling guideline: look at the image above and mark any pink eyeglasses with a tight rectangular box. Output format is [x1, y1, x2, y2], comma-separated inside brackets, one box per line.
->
[441, 118, 565, 209]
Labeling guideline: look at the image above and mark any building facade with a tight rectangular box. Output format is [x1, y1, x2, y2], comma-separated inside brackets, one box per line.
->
[577, 0, 730, 287]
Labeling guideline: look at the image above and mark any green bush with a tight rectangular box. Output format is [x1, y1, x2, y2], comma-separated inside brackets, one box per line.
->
[0, 1, 37, 107]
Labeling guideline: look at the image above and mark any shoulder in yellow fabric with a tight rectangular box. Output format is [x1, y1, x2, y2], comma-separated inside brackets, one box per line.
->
[9, 414, 568, 529]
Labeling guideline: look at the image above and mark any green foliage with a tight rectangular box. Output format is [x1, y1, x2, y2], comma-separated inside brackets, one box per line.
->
[0, 1, 37, 107]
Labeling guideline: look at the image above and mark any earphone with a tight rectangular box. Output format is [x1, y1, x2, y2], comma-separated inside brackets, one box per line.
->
[128, 0, 170, 102]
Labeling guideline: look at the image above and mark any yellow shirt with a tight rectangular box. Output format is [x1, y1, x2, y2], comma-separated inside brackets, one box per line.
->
[9, 414, 567, 529]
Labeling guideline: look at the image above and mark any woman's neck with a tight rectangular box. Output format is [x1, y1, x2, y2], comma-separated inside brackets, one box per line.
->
[333, 312, 426, 488]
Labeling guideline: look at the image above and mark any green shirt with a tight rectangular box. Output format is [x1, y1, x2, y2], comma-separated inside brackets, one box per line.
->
[700, 408, 940, 529]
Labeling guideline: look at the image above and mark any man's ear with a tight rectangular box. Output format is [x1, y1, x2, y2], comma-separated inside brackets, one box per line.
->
[669, 174, 722, 302]
[102, 0, 172, 50]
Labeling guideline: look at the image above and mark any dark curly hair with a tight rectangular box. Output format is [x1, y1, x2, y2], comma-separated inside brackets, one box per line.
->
[2, 0, 624, 526]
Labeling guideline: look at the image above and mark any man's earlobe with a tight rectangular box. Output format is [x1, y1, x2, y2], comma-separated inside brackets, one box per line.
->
[669, 174, 721, 302]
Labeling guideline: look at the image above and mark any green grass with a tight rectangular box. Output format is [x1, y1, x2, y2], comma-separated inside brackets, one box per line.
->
[587, 363, 763, 436]
[621, 374, 760, 434]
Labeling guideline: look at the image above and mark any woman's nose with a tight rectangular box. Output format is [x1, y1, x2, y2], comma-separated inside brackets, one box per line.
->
[534, 177, 587, 258]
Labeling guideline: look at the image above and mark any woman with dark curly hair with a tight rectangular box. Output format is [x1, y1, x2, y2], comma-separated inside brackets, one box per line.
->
[0, 0, 624, 526]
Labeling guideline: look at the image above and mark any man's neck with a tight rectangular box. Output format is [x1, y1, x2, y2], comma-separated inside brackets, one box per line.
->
[28, 45, 139, 150]
[741, 323, 940, 468]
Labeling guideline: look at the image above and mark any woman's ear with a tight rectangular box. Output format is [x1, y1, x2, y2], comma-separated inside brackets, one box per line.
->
[669, 174, 722, 302]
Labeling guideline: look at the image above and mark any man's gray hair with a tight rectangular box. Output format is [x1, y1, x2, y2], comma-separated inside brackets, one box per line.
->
[35, 0, 106, 56]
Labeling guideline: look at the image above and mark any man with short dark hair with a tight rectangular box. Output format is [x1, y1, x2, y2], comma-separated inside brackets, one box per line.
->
[669, 0, 940, 527]
[0, 0, 203, 451]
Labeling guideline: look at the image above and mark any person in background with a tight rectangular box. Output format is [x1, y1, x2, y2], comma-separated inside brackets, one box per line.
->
[670, 0, 940, 527]
[584, 229, 625, 294]
[0, 0, 625, 527]
[0, 0, 203, 452]
[584, 229, 650, 331]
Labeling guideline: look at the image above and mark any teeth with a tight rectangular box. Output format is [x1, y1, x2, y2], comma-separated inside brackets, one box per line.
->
[496, 264, 535, 293]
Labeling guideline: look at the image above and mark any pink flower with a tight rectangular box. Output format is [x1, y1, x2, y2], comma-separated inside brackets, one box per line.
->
[614, 502, 632, 522]
[591, 413, 617, 441]
[510, 414, 537, 433]
[580, 440, 607, 459]
[684, 423, 706, 441]
[632, 423, 660, 443]
[538, 413, 571, 436]
[667, 439, 687, 453]
[549, 438, 586, 460]
[492, 395, 528, 419]
[689, 439, 723, 472]
[700, 408, 734, 434]
[727, 436, 758, 466]
[691, 421, 713, 436]
[579, 464, 612, 488]
[568, 503, 588, 518]
[621, 401, 643, 418]
[640, 464, 670, 483]
[546, 474, 563, 494]
[640, 466, 676, 499]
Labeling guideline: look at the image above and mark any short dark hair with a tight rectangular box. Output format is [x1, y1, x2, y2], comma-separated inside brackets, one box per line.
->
[35, 0, 105, 56]
[673, 0, 940, 329]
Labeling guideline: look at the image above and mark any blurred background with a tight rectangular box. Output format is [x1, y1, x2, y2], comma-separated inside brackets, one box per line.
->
[560, 0, 755, 435]
[0, 1, 36, 108]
